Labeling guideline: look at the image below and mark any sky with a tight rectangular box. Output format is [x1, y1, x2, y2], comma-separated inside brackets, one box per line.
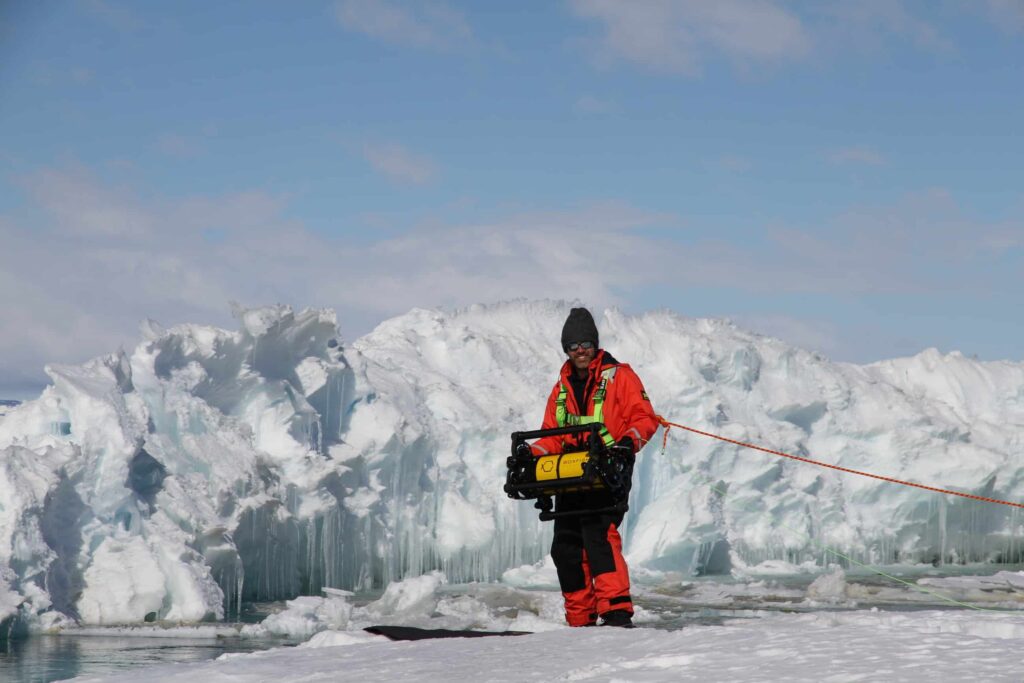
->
[1, 0, 1023, 398]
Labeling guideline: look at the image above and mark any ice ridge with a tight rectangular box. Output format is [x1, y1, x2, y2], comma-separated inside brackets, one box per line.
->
[2, 300, 1024, 632]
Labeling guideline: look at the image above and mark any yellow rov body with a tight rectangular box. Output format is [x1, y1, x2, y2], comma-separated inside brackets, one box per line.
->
[533, 451, 603, 493]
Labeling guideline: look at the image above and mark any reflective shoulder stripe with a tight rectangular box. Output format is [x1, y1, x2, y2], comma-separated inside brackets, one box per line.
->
[591, 367, 616, 424]
[555, 384, 568, 427]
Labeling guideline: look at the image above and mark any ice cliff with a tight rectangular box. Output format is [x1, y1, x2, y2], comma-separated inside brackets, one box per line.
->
[2, 301, 1024, 633]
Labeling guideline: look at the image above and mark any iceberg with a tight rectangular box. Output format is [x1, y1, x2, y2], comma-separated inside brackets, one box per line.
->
[2, 300, 1024, 633]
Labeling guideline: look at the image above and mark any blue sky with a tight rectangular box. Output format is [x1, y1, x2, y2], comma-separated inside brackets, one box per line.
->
[1, 0, 1023, 397]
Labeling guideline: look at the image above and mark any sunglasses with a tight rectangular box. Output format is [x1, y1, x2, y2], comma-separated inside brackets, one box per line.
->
[566, 341, 595, 352]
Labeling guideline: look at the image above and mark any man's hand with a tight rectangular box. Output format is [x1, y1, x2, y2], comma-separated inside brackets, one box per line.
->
[515, 442, 534, 459]
[603, 436, 635, 498]
[614, 436, 635, 459]
[610, 438, 634, 464]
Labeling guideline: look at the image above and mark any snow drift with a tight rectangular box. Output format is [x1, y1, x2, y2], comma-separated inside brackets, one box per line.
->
[2, 300, 1024, 633]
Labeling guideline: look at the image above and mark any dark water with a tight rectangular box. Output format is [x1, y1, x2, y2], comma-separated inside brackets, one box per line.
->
[0, 601, 313, 682]
[0, 634, 289, 683]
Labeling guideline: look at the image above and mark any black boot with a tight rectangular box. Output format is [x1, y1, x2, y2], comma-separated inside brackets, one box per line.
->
[600, 609, 634, 628]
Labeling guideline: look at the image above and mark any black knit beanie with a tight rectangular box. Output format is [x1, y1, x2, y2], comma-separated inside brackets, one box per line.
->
[561, 307, 599, 351]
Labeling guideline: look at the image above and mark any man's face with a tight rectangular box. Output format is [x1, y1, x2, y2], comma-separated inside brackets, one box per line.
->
[567, 341, 596, 372]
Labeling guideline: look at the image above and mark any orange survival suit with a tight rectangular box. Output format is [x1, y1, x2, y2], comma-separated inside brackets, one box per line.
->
[531, 349, 659, 626]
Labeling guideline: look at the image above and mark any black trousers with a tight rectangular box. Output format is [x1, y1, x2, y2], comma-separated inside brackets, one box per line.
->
[550, 490, 632, 625]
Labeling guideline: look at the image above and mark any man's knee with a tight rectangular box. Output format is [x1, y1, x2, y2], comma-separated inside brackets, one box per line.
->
[581, 519, 621, 577]
[550, 541, 587, 592]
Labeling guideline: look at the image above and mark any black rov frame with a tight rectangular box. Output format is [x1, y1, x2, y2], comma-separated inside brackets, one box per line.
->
[504, 424, 633, 522]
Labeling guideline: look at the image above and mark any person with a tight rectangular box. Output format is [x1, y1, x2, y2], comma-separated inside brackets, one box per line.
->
[529, 307, 659, 628]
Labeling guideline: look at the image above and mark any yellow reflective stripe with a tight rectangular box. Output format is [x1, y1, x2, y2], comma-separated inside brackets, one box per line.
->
[555, 384, 568, 427]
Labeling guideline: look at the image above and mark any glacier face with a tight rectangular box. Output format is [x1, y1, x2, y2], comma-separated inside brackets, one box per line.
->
[2, 301, 1024, 632]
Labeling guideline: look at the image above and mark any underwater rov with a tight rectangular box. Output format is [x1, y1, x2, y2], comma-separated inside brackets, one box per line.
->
[504, 424, 633, 521]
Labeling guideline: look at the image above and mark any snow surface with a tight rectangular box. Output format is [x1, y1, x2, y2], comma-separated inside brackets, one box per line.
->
[66, 612, 1024, 683]
[3, 301, 1024, 634]
[65, 576, 1024, 682]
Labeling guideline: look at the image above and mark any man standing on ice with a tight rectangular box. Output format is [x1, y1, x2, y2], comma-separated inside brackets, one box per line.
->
[529, 308, 660, 628]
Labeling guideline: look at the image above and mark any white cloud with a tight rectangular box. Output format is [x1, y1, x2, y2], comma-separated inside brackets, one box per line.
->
[574, 95, 616, 114]
[155, 133, 204, 159]
[329, 202, 682, 315]
[742, 189, 1023, 297]
[980, 229, 1024, 252]
[569, 0, 811, 75]
[0, 167, 676, 393]
[4, 166, 1021, 395]
[816, 1, 951, 54]
[829, 146, 885, 166]
[334, 0, 471, 50]
[982, 0, 1024, 33]
[20, 167, 156, 238]
[568, 1, 977, 75]
[734, 314, 843, 359]
[362, 142, 438, 185]
[78, 0, 143, 32]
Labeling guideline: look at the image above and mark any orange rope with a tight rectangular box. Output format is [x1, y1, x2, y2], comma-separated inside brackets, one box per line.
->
[657, 417, 1024, 510]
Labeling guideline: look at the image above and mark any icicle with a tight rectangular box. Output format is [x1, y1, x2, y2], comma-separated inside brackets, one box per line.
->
[235, 561, 243, 618]
[939, 495, 948, 565]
